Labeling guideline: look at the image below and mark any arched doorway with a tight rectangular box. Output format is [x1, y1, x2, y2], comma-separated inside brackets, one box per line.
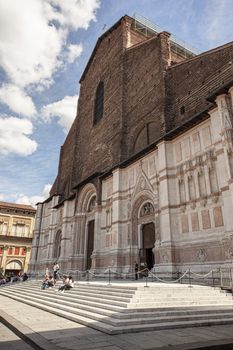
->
[76, 184, 97, 271]
[132, 198, 158, 271]
[84, 194, 96, 270]
[5, 259, 22, 276]
[86, 220, 95, 270]
[140, 222, 155, 270]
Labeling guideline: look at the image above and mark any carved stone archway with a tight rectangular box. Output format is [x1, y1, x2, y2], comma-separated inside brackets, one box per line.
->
[5, 259, 23, 274]
[131, 192, 159, 269]
[74, 184, 97, 270]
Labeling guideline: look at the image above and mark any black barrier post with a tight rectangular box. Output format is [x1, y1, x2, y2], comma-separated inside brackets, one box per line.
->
[144, 269, 149, 288]
[86, 270, 89, 284]
[188, 268, 192, 287]
[230, 268, 233, 298]
[177, 271, 180, 284]
[212, 270, 215, 288]
[108, 268, 111, 285]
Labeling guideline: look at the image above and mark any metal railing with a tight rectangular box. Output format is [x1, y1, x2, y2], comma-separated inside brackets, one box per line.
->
[133, 13, 201, 57]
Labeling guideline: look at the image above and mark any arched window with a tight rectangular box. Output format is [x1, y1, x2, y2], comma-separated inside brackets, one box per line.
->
[93, 81, 104, 124]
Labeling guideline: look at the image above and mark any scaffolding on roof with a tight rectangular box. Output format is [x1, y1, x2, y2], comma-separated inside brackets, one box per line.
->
[133, 13, 201, 59]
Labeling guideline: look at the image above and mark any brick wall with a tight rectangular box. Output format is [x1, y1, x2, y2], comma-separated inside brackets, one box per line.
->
[50, 15, 233, 200]
[166, 43, 233, 131]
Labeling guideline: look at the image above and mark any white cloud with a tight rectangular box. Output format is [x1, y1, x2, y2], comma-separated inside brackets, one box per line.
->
[41, 95, 78, 132]
[0, 116, 37, 156]
[15, 184, 52, 208]
[0, 194, 5, 201]
[0, 0, 63, 89]
[67, 44, 83, 63]
[42, 184, 52, 198]
[199, 0, 233, 49]
[0, 0, 99, 115]
[0, 85, 36, 117]
[49, 0, 100, 30]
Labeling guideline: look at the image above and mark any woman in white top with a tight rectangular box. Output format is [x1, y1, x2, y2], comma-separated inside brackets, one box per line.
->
[58, 275, 74, 292]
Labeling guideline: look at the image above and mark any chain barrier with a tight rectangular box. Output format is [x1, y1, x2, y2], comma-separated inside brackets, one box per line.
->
[189, 269, 217, 278]
[148, 269, 189, 283]
[29, 266, 220, 287]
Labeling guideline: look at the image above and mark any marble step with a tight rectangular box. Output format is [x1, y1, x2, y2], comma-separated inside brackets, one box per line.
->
[1, 288, 125, 314]
[8, 283, 231, 307]
[1, 288, 233, 335]
[8, 284, 133, 303]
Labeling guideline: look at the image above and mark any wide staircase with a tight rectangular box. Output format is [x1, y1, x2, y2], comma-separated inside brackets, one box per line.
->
[0, 280, 233, 334]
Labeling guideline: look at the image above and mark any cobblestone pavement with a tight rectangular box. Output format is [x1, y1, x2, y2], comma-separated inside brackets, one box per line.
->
[1, 294, 233, 350]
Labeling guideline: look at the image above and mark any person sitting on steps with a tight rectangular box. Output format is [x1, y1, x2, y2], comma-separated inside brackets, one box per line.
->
[58, 275, 74, 293]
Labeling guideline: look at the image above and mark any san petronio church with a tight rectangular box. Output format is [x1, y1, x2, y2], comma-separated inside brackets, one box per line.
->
[29, 15, 233, 277]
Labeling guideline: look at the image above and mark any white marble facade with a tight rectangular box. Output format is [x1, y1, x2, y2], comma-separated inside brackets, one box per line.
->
[29, 88, 233, 276]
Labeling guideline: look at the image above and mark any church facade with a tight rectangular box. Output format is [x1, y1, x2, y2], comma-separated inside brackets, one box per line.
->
[29, 15, 233, 276]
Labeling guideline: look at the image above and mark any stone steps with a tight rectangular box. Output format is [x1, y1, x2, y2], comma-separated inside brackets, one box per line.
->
[1, 281, 233, 334]
[3, 288, 124, 314]
[4, 285, 130, 308]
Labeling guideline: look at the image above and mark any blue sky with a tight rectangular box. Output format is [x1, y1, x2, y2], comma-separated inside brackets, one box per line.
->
[0, 0, 233, 206]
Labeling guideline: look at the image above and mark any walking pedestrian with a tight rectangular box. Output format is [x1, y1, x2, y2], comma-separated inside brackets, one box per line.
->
[53, 262, 60, 283]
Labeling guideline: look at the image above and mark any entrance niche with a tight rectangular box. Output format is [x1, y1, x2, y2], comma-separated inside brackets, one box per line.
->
[84, 194, 96, 270]
[137, 201, 156, 270]
[76, 184, 97, 271]
[5, 259, 22, 275]
[141, 222, 155, 270]
[86, 220, 95, 270]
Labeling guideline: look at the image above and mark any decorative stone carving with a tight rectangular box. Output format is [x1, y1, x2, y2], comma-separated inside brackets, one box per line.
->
[200, 197, 207, 207]
[139, 202, 154, 217]
[162, 254, 169, 263]
[180, 204, 186, 212]
[140, 178, 146, 190]
[227, 247, 233, 260]
[190, 201, 196, 209]
[197, 248, 207, 262]
[212, 194, 219, 203]
[132, 171, 155, 201]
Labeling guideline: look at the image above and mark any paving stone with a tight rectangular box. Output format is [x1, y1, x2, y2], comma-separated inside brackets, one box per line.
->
[2, 292, 233, 350]
[0, 323, 34, 350]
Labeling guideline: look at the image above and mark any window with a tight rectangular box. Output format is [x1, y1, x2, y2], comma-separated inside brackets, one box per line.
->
[0, 221, 8, 234]
[8, 247, 13, 254]
[12, 223, 25, 236]
[93, 81, 104, 124]
[180, 106, 185, 115]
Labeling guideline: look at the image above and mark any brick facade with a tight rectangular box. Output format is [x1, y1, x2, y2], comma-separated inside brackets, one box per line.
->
[30, 15, 233, 276]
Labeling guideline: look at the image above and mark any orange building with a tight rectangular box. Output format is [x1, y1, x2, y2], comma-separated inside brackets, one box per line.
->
[0, 201, 36, 276]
